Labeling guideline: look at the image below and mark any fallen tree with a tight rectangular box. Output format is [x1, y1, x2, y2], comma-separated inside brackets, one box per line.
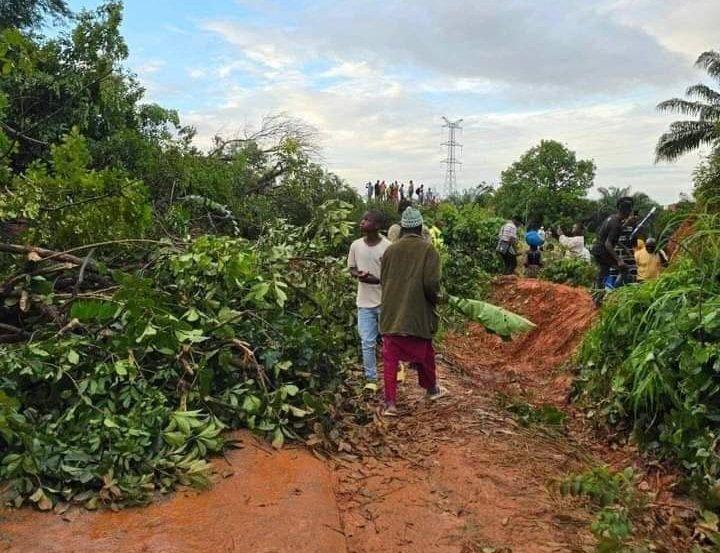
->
[0, 200, 359, 509]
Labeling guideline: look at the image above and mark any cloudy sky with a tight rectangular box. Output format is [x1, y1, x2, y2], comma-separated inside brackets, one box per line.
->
[69, 0, 719, 203]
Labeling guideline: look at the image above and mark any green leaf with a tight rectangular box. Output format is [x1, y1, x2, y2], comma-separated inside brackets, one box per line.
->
[287, 405, 310, 417]
[283, 384, 300, 397]
[29, 488, 53, 511]
[242, 395, 262, 414]
[113, 360, 129, 377]
[184, 308, 200, 322]
[103, 418, 120, 429]
[448, 296, 535, 339]
[136, 324, 158, 343]
[271, 428, 284, 449]
[174, 329, 208, 344]
[70, 300, 116, 322]
[67, 350, 80, 365]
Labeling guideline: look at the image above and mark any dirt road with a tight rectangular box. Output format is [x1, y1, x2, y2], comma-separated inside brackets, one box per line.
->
[0, 279, 698, 553]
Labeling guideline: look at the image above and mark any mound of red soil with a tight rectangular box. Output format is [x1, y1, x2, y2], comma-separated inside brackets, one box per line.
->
[666, 217, 694, 260]
[443, 277, 596, 402]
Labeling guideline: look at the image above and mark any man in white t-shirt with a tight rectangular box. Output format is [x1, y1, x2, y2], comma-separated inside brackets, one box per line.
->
[557, 223, 590, 261]
[347, 211, 391, 381]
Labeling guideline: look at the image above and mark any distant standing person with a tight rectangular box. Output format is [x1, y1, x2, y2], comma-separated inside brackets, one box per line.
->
[365, 181, 373, 202]
[557, 223, 589, 261]
[387, 201, 431, 242]
[417, 184, 425, 204]
[347, 211, 391, 382]
[374, 180, 381, 199]
[380, 207, 446, 416]
[408, 180, 414, 200]
[590, 197, 634, 293]
[524, 244, 542, 278]
[497, 216, 523, 275]
[538, 226, 546, 242]
[634, 237, 667, 282]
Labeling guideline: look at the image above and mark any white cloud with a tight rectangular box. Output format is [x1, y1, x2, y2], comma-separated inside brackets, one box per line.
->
[601, 0, 720, 60]
[188, 68, 207, 79]
[201, 21, 302, 69]
[135, 59, 165, 76]
[174, 0, 716, 205]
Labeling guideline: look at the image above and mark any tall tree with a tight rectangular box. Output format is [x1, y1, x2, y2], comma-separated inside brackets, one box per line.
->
[493, 139, 595, 227]
[656, 51, 720, 162]
[0, 0, 71, 30]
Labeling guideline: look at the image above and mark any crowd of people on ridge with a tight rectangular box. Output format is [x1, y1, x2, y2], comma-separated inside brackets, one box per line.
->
[364, 180, 438, 205]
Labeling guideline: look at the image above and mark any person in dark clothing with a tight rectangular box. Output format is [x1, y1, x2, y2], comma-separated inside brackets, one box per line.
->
[591, 197, 634, 295]
[380, 207, 446, 416]
[524, 244, 542, 278]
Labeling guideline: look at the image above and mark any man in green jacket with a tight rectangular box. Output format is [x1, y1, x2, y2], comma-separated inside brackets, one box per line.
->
[380, 207, 447, 416]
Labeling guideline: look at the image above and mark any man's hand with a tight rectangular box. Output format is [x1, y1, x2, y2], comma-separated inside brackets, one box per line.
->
[617, 259, 627, 270]
[356, 270, 380, 284]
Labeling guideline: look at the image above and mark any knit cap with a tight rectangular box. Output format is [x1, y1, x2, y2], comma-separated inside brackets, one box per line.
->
[400, 207, 423, 229]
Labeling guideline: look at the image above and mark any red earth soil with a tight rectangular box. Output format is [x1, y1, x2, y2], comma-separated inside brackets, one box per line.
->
[0, 433, 346, 553]
[442, 277, 597, 405]
[0, 278, 699, 553]
[333, 278, 696, 553]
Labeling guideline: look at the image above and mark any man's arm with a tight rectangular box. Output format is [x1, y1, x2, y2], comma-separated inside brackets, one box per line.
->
[347, 243, 361, 277]
[348, 243, 374, 282]
[423, 247, 441, 305]
[604, 221, 624, 266]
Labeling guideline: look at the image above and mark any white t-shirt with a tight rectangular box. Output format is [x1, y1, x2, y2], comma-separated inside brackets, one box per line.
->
[347, 237, 391, 308]
[559, 234, 586, 258]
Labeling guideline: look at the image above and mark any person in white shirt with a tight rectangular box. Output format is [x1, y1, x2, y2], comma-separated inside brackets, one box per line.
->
[497, 216, 523, 275]
[347, 211, 391, 381]
[557, 223, 590, 262]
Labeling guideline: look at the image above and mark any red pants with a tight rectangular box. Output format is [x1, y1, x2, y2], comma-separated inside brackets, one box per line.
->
[382, 335, 437, 404]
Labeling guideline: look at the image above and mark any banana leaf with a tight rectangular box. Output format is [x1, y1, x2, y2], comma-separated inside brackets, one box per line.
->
[448, 295, 536, 341]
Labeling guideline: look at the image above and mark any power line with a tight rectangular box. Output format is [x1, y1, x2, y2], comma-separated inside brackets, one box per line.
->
[441, 116, 463, 197]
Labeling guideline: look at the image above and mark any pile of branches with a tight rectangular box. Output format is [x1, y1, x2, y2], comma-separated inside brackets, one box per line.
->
[0, 201, 361, 509]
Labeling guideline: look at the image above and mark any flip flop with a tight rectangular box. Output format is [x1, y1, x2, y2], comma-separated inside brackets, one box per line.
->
[382, 405, 398, 417]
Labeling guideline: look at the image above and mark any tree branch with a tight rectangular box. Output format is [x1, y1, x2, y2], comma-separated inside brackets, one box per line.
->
[0, 243, 96, 268]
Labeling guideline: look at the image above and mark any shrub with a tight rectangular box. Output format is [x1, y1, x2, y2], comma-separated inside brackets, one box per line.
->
[540, 256, 596, 288]
[431, 202, 504, 274]
[576, 213, 720, 503]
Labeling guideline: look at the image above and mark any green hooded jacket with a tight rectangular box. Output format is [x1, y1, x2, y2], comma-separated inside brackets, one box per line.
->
[380, 234, 441, 339]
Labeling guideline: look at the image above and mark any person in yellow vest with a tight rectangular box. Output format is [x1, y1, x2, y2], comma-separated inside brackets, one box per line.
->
[634, 238, 667, 282]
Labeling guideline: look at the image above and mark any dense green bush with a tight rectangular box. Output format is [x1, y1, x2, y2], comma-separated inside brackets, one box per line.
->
[539, 256, 596, 288]
[430, 202, 504, 274]
[0, 130, 152, 248]
[0, 202, 358, 509]
[576, 213, 720, 503]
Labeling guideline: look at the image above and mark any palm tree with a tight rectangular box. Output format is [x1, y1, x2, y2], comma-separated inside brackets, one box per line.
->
[655, 50, 720, 162]
[597, 186, 631, 208]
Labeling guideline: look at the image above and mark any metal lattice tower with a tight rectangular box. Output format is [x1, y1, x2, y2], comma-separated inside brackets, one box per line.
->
[441, 116, 463, 197]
